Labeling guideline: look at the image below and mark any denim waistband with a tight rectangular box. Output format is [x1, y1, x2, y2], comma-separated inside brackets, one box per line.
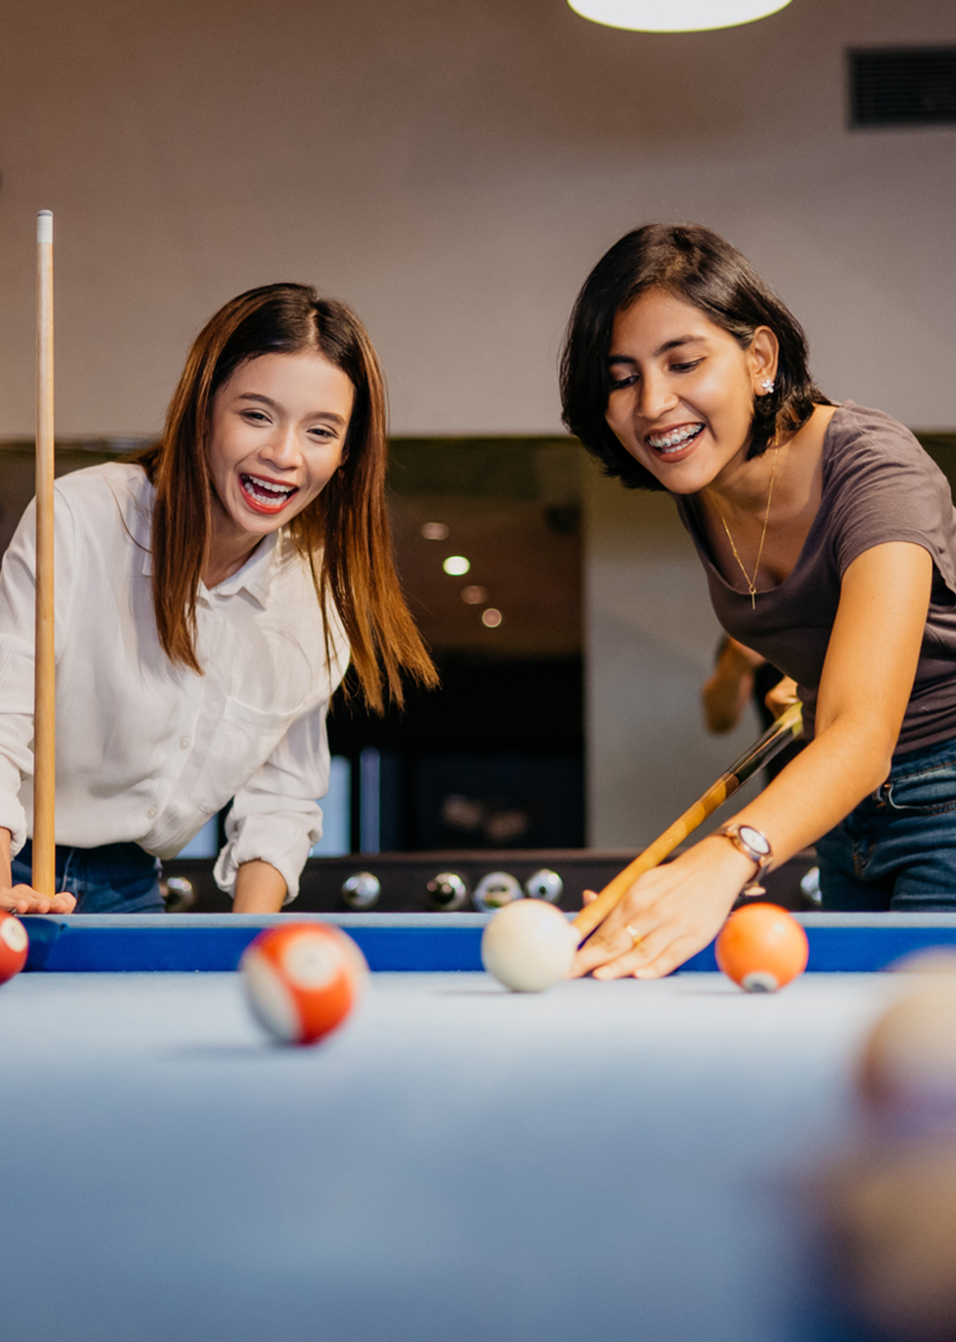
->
[889, 734, 956, 775]
[17, 839, 158, 876]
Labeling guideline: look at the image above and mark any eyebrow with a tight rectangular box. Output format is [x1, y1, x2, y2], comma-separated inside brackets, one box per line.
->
[607, 334, 706, 365]
[236, 392, 348, 427]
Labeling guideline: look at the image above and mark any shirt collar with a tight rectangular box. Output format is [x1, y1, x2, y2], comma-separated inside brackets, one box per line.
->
[139, 514, 281, 610]
[204, 530, 280, 606]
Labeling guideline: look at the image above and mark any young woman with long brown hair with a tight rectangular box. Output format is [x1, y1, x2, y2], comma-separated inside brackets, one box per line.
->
[562, 223, 956, 979]
[0, 284, 436, 915]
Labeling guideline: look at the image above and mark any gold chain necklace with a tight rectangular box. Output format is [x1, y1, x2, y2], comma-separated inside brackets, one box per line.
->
[713, 446, 780, 609]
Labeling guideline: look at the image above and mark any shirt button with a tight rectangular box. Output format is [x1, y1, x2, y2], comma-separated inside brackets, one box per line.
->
[179, 738, 190, 750]
[147, 806, 158, 819]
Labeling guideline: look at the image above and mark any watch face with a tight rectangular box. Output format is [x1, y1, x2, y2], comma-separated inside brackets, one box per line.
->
[738, 825, 771, 856]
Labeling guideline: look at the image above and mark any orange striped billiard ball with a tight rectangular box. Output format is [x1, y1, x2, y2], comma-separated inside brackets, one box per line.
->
[0, 912, 28, 985]
[241, 923, 368, 1046]
[716, 903, 809, 993]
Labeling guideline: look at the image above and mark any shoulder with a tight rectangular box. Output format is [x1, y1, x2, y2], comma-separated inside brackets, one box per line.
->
[53, 461, 154, 553]
[822, 401, 949, 502]
[54, 460, 153, 521]
[824, 402, 933, 471]
[820, 402, 956, 574]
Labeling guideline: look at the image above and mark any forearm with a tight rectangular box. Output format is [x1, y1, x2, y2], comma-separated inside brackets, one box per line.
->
[232, 859, 287, 913]
[701, 666, 754, 733]
[728, 711, 895, 871]
[701, 639, 763, 734]
[0, 828, 10, 889]
[727, 543, 932, 870]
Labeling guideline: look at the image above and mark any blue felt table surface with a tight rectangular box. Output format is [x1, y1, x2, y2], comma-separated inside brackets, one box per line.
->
[0, 968, 895, 1341]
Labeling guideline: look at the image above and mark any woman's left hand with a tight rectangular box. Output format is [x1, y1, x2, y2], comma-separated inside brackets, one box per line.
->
[570, 835, 755, 980]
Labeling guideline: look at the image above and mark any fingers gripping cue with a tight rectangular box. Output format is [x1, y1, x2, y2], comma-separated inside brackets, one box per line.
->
[572, 701, 803, 945]
[33, 210, 56, 898]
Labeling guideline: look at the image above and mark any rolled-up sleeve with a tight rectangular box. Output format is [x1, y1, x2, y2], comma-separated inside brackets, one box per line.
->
[212, 699, 336, 903]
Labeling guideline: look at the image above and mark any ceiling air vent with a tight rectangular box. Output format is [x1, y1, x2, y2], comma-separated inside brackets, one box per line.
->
[849, 47, 956, 128]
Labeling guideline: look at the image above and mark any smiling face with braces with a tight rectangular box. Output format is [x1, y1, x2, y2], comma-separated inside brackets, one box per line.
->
[604, 287, 778, 498]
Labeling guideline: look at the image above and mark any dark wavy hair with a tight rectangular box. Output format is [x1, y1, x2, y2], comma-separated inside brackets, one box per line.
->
[137, 283, 437, 711]
[560, 223, 830, 491]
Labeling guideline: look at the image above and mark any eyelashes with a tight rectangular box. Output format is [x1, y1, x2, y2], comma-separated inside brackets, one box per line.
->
[607, 358, 704, 391]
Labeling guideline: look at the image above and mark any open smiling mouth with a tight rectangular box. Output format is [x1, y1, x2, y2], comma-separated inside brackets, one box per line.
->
[646, 424, 705, 456]
[239, 473, 300, 514]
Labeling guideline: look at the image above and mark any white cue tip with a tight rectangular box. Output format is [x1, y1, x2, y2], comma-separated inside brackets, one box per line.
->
[37, 210, 53, 243]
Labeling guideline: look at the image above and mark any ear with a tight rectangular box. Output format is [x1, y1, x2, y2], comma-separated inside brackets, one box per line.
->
[748, 326, 779, 395]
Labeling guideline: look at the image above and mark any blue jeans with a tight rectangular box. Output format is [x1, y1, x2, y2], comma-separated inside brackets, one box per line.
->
[12, 840, 164, 914]
[816, 735, 956, 912]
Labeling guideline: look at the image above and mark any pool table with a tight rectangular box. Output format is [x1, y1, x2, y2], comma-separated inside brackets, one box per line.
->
[4, 911, 954, 1342]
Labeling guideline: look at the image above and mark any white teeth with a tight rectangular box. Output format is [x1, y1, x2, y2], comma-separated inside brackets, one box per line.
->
[242, 474, 296, 504]
[647, 425, 703, 451]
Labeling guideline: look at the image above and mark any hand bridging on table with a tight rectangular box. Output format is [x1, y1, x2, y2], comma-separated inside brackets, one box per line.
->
[0, 883, 76, 915]
[570, 835, 755, 980]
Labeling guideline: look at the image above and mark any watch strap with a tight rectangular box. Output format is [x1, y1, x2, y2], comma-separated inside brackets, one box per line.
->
[715, 823, 773, 897]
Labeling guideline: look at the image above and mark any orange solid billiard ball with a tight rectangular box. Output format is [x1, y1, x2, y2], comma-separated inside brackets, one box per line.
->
[715, 902, 809, 993]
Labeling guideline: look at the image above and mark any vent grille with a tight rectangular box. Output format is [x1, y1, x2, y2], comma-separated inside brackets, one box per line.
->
[849, 47, 956, 128]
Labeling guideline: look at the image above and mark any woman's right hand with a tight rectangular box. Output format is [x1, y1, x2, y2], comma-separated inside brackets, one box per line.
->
[0, 884, 76, 914]
[0, 828, 76, 913]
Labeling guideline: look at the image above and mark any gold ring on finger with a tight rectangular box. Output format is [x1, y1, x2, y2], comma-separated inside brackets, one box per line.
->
[625, 923, 642, 950]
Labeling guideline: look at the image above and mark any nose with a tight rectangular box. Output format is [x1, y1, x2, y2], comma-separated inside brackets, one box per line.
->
[261, 423, 301, 470]
[638, 370, 679, 422]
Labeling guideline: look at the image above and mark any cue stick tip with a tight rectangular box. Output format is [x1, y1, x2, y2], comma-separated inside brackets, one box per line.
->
[37, 211, 53, 243]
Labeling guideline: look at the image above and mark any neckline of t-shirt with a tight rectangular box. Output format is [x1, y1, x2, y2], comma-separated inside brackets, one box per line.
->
[682, 400, 853, 603]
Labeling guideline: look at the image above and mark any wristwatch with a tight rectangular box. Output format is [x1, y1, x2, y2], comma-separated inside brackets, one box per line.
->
[715, 822, 773, 897]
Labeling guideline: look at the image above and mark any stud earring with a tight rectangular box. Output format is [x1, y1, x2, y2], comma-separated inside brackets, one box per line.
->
[761, 378, 775, 395]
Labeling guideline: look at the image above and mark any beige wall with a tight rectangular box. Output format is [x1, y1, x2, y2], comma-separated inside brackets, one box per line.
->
[0, 0, 953, 441]
[584, 466, 768, 847]
[1, 0, 954, 845]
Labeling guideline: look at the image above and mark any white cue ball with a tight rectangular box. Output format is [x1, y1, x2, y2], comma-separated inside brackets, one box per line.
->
[481, 898, 579, 993]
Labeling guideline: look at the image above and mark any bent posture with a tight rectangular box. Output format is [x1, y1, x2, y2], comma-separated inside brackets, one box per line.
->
[562, 224, 955, 978]
[0, 284, 435, 915]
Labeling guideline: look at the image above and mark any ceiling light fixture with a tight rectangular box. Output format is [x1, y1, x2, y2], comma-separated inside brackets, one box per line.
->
[567, 0, 791, 33]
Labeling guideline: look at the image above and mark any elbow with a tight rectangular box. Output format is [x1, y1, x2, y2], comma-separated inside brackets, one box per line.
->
[856, 730, 897, 798]
[869, 751, 894, 795]
[816, 711, 898, 798]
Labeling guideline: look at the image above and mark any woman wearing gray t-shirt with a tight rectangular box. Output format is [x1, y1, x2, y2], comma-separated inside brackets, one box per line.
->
[562, 222, 956, 979]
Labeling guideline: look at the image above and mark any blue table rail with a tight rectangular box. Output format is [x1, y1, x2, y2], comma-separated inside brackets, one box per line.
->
[19, 910, 956, 973]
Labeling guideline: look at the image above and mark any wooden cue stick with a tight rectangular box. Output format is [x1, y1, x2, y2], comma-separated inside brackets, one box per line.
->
[32, 210, 56, 897]
[572, 699, 803, 944]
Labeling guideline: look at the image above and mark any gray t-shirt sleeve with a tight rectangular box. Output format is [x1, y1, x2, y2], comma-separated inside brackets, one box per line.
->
[825, 405, 956, 599]
[676, 403, 956, 752]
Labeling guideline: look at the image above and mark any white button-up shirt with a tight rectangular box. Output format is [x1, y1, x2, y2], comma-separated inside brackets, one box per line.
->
[0, 462, 349, 900]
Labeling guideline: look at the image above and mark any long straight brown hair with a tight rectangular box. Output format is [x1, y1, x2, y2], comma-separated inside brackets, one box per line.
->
[137, 283, 437, 711]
